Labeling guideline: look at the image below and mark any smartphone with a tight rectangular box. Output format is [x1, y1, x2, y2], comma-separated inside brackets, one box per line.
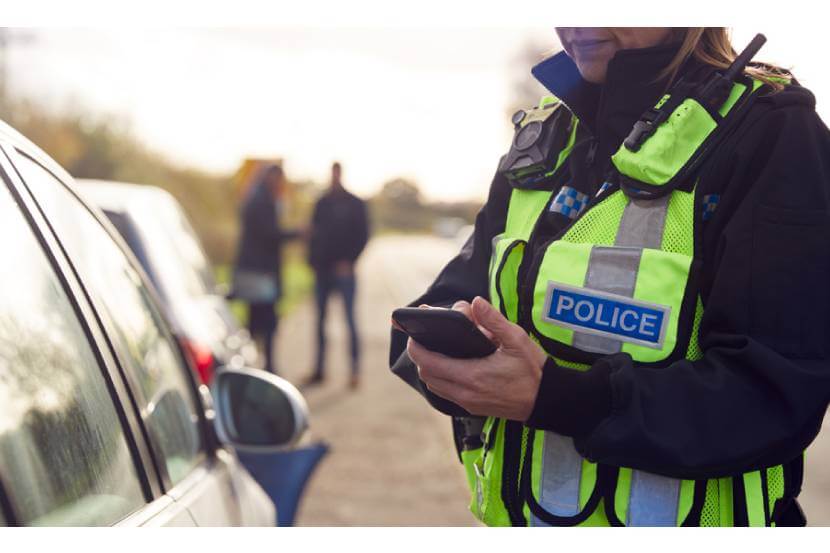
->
[392, 307, 497, 359]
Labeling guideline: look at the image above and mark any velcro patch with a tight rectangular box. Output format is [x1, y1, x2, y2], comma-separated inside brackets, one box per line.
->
[543, 282, 670, 349]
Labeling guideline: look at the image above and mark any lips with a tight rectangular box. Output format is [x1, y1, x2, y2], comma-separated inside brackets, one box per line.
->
[571, 39, 612, 50]
[569, 39, 613, 58]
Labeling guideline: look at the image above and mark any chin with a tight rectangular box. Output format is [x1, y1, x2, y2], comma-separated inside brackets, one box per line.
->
[577, 63, 608, 84]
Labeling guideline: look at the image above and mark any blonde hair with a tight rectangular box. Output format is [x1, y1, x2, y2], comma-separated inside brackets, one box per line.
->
[660, 28, 790, 92]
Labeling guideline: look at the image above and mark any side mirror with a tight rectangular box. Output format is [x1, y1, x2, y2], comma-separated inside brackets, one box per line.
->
[212, 368, 309, 451]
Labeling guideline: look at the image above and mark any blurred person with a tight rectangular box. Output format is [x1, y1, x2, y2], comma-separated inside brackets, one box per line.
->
[390, 28, 830, 526]
[232, 164, 300, 374]
[305, 162, 369, 389]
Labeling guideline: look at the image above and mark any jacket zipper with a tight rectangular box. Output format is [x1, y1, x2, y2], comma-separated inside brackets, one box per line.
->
[585, 137, 599, 167]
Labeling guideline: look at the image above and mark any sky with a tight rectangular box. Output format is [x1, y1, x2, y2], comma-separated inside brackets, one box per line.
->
[5, 26, 828, 202]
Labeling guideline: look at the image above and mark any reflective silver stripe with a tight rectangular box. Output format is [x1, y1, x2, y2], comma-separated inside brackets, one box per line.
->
[574, 194, 680, 525]
[616, 195, 680, 525]
[572, 246, 643, 354]
[627, 470, 680, 526]
[531, 433, 582, 526]
[615, 194, 670, 249]
[571, 194, 670, 353]
[473, 461, 485, 516]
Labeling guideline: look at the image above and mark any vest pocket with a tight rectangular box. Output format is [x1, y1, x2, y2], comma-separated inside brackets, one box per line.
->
[529, 241, 693, 364]
[520, 428, 604, 525]
[611, 97, 719, 189]
[490, 237, 526, 321]
[606, 468, 704, 526]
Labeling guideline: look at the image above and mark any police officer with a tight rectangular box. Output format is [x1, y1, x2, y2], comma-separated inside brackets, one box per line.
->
[389, 27, 830, 526]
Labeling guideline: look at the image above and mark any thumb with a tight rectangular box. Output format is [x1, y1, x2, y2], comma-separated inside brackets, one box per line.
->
[471, 296, 523, 348]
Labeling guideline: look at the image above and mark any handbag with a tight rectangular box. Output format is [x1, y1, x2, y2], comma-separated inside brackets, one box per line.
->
[232, 269, 279, 303]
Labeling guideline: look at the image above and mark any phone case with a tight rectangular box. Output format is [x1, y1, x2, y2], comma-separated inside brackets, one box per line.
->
[392, 307, 497, 359]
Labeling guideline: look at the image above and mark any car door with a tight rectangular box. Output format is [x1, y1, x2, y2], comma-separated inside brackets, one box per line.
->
[0, 146, 188, 526]
[5, 145, 247, 526]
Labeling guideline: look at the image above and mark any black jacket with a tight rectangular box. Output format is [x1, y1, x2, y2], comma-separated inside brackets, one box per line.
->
[389, 42, 830, 481]
[308, 187, 369, 272]
[234, 180, 299, 291]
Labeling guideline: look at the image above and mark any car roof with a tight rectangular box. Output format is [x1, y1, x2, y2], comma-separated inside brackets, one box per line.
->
[75, 179, 177, 215]
[0, 118, 76, 185]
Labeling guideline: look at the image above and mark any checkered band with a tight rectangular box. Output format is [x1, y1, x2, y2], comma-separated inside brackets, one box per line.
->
[702, 194, 720, 221]
[550, 186, 590, 220]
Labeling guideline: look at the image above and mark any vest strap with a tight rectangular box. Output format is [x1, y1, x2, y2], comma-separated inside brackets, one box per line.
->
[627, 470, 680, 526]
[743, 470, 767, 527]
[615, 194, 670, 249]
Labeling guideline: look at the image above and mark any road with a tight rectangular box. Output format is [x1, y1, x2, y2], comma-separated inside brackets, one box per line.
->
[274, 235, 830, 526]
[276, 234, 473, 526]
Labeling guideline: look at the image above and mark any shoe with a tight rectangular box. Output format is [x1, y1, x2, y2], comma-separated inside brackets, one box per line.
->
[348, 374, 360, 390]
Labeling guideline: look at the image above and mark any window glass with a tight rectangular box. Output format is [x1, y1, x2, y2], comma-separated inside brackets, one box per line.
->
[16, 154, 204, 486]
[130, 192, 215, 304]
[0, 178, 144, 525]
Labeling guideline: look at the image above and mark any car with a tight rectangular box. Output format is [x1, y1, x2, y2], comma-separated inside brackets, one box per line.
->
[75, 179, 258, 385]
[0, 118, 309, 526]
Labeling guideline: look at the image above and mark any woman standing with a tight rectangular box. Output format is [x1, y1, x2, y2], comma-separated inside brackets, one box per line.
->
[233, 164, 299, 374]
[390, 28, 830, 526]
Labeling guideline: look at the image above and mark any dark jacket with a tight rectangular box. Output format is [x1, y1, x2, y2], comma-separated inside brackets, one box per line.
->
[308, 187, 369, 273]
[389, 42, 830, 481]
[234, 179, 299, 293]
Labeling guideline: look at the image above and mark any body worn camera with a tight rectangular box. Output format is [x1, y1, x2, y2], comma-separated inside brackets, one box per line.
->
[498, 97, 571, 188]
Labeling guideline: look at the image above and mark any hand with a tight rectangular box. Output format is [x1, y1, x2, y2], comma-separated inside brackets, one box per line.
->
[407, 296, 546, 421]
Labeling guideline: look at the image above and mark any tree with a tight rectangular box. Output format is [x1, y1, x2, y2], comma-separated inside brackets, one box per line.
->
[377, 178, 422, 209]
[1, 98, 239, 264]
[370, 178, 429, 232]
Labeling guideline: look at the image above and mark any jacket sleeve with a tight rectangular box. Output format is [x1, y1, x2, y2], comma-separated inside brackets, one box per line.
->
[528, 102, 830, 479]
[388, 169, 512, 415]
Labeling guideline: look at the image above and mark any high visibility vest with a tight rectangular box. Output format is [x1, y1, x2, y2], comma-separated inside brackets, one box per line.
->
[461, 77, 803, 527]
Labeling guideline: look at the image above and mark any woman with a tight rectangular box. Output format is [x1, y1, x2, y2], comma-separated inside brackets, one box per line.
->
[390, 28, 830, 526]
[233, 164, 299, 374]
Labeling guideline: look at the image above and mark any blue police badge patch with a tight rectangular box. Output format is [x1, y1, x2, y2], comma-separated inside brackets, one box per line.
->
[542, 282, 671, 349]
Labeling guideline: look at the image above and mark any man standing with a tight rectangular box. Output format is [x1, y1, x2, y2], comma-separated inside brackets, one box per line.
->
[306, 162, 370, 389]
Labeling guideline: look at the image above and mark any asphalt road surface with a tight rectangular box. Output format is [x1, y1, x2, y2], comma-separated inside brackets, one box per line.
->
[276, 234, 473, 526]
[274, 235, 830, 526]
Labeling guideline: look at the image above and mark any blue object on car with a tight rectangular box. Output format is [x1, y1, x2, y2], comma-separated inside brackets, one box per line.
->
[237, 442, 330, 526]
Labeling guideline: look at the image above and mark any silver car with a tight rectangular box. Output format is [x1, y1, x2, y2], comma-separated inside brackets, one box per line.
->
[0, 119, 307, 526]
[75, 180, 259, 384]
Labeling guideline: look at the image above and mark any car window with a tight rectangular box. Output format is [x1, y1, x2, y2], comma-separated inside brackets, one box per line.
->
[131, 194, 216, 303]
[15, 153, 205, 487]
[170, 202, 217, 293]
[0, 177, 145, 526]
